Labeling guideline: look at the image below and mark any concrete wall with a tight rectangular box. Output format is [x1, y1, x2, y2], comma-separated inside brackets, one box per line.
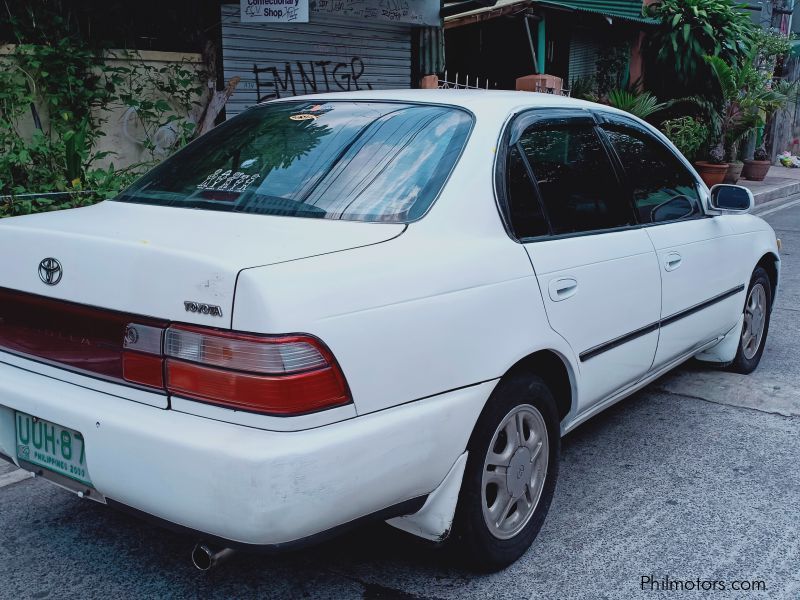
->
[0, 47, 208, 172]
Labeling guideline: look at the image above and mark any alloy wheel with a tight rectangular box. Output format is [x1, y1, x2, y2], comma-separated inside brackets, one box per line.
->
[742, 283, 767, 360]
[481, 404, 549, 540]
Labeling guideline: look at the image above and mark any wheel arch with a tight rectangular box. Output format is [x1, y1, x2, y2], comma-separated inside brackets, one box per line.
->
[502, 349, 576, 424]
[756, 252, 779, 308]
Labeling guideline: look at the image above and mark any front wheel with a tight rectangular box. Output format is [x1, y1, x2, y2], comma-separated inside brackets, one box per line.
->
[449, 375, 560, 571]
[729, 266, 772, 374]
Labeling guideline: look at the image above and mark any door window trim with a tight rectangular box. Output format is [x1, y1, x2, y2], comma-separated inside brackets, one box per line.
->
[494, 108, 640, 244]
[494, 108, 712, 244]
[593, 111, 710, 227]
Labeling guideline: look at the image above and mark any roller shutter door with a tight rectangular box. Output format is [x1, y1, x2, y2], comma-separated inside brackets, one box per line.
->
[568, 29, 602, 84]
[221, 5, 412, 117]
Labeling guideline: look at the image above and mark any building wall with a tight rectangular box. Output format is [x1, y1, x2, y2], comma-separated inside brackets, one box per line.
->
[1, 47, 208, 171]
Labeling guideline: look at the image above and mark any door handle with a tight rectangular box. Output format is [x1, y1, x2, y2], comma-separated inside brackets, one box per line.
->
[548, 277, 578, 302]
[664, 252, 682, 272]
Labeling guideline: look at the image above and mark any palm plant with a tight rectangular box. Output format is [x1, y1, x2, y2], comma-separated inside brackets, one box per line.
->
[703, 56, 785, 164]
[753, 78, 799, 161]
[607, 89, 668, 120]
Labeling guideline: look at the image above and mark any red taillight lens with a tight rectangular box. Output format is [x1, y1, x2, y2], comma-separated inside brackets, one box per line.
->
[0, 288, 167, 384]
[122, 322, 166, 389]
[166, 361, 350, 415]
[163, 325, 350, 415]
[122, 352, 164, 388]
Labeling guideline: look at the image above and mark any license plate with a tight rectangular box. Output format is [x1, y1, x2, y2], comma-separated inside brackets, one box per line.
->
[15, 412, 92, 486]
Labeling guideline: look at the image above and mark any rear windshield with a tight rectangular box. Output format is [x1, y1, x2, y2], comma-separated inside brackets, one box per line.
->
[114, 101, 473, 223]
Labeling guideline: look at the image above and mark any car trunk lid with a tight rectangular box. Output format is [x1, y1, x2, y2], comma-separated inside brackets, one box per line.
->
[0, 201, 402, 394]
[0, 200, 404, 324]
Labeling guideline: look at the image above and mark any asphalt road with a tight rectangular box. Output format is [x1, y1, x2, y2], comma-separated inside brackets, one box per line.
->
[1, 203, 799, 600]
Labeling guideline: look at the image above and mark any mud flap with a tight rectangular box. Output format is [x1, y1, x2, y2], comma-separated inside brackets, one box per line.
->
[385, 452, 468, 542]
[694, 314, 744, 365]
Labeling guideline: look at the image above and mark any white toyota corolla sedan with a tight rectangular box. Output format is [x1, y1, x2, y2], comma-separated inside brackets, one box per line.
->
[0, 90, 779, 571]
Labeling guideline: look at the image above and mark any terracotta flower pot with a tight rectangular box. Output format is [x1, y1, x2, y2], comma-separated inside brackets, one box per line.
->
[724, 162, 744, 184]
[741, 159, 771, 182]
[694, 161, 729, 187]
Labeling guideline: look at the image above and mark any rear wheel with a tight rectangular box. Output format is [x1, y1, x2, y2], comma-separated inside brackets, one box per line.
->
[450, 375, 559, 571]
[729, 266, 772, 374]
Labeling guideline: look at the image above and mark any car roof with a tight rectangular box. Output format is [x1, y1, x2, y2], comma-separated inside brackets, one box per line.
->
[261, 88, 624, 117]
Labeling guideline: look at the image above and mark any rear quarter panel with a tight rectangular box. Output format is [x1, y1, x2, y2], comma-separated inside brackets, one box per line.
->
[232, 226, 577, 416]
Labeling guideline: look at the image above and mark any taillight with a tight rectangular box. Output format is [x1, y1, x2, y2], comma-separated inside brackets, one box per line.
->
[120, 322, 350, 415]
[164, 325, 350, 415]
[0, 289, 349, 415]
[123, 323, 165, 388]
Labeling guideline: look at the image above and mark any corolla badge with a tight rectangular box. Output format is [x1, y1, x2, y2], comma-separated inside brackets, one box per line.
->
[38, 258, 63, 286]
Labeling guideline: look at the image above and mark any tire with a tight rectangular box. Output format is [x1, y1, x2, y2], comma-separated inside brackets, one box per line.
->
[449, 374, 560, 572]
[728, 266, 772, 375]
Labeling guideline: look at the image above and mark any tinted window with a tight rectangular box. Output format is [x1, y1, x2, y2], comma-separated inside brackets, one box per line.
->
[518, 126, 633, 234]
[115, 101, 472, 223]
[602, 125, 701, 224]
[506, 145, 548, 238]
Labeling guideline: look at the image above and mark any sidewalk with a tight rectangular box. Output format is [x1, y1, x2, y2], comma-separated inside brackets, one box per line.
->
[739, 165, 800, 205]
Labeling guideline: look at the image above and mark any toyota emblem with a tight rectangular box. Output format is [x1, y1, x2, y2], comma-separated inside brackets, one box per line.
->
[38, 258, 63, 286]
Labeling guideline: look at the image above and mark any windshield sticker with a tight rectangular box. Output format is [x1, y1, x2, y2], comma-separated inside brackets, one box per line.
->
[196, 169, 260, 192]
[289, 113, 318, 121]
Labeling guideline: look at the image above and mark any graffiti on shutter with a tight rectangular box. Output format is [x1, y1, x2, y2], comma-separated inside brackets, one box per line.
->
[222, 5, 412, 116]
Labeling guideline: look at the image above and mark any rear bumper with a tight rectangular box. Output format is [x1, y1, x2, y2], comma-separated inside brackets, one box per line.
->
[0, 359, 491, 545]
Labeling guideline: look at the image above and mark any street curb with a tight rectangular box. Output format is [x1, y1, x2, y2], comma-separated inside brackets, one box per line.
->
[0, 468, 30, 489]
[752, 181, 800, 205]
[752, 192, 800, 215]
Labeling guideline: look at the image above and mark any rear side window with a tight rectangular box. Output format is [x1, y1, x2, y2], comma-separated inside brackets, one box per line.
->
[114, 101, 472, 223]
[602, 125, 701, 224]
[506, 145, 549, 238]
[516, 126, 634, 235]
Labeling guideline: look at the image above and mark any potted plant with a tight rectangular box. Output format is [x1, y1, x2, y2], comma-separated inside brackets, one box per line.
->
[701, 56, 776, 186]
[741, 80, 797, 180]
[695, 149, 730, 187]
[661, 116, 707, 162]
[724, 159, 744, 184]
[742, 145, 771, 181]
[739, 31, 797, 181]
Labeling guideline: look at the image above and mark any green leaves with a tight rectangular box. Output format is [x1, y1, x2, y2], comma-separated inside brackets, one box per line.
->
[704, 55, 737, 100]
[646, 0, 756, 96]
[607, 89, 668, 119]
[0, 10, 205, 217]
[701, 53, 791, 161]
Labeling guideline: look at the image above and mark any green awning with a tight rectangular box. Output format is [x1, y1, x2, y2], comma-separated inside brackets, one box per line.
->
[536, 0, 657, 24]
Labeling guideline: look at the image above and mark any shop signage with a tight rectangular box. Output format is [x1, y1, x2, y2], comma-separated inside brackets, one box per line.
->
[241, 0, 439, 26]
[241, 0, 310, 23]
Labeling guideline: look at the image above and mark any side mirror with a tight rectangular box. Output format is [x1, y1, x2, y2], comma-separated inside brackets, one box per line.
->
[709, 184, 754, 213]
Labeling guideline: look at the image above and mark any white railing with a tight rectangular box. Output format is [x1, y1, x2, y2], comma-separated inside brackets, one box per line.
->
[437, 70, 571, 96]
[438, 71, 494, 90]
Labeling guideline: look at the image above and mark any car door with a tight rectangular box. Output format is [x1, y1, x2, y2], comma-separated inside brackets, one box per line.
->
[499, 111, 662, 412]
[598, 115, 745, 368]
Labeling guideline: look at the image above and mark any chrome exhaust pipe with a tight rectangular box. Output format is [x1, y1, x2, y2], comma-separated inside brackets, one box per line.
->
[191, 543, 236, 571]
